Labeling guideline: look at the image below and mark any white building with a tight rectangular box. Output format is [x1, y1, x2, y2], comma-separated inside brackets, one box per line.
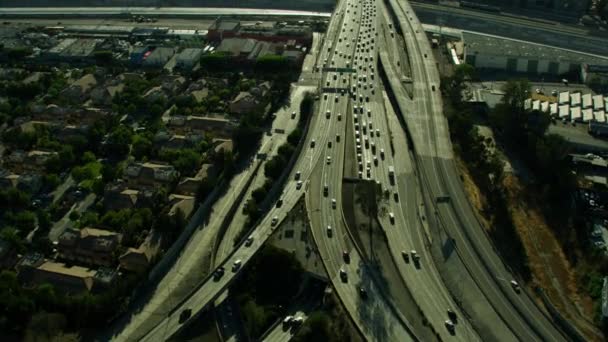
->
[570, 92, 581, 107]
[594, 110, 606, 123]
[571, 106, 582, 122]
[559, 91, 570, 105]
[582, 108, 594, 122]
[550, 103, 558, 116]
[559, 105, 570, 119]
[593, 95, 604, 111]
[541, 101, 549, 113]
[582, 93, 593, 108]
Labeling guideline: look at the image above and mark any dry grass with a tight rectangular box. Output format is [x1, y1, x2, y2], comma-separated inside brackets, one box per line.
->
[455, 156, 601, 340]
[454, 158, 491, 230]
[530, 93, 557, 103]
[502, 174, 600, 340]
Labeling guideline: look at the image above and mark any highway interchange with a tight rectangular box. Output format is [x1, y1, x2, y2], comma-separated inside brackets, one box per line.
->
[104, 0, 575, 341]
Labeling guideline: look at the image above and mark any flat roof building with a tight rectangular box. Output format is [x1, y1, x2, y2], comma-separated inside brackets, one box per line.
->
[143, 47, 175, 67]
[582, 93, 593, 108]
[595, 111, 606, 123]
[594, 95, 605, 111]
[570, 92, 581, 107]
[464, 31, 608, 75]
[559, 104, 570, 119]
[175, 48, 202, 70]
[559, 91, 570, 105]
[571, 106, 582, 122]
[550, 103, 558, 116]
[583, 108, 594, 122]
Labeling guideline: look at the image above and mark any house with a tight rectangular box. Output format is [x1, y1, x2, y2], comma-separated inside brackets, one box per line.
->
[213, 139, 234, 155]
[159, 75, 186, 95]
[154, 131, 204, 150]
[143, 86, 167, 104]
[187, 115, 236, 137]
[0, 171, 42, 193]
[119, 247, 152, 273]
[230, 92, 260, 114]
[168, 194, 196, 219]
[124, 162, 179, 188]
[17, 253, 96, 294]
[56, 125, 90, 143]
[175, 163, 216, 196]
[103, 181, 155, 211]
[90, 82, 124, 106]
[250, 81, 271, 98]
[57, 228, 122, 267]
[61, 74, 98, 103]
[7, 150, 57, 172]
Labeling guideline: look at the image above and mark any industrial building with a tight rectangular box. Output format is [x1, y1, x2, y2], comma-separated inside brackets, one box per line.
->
[464, 32, 608, 75]
[175, 48, 203, 70]
[142, 47, 175, 68]
[463, 0, 590, 18]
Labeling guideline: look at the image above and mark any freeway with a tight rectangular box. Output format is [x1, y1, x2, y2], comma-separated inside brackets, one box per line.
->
[386, 0, 570, 341]
[123, 0, 364, 340]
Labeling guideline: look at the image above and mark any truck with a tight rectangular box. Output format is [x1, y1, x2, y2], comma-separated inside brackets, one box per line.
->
[388, 166, 395, 184]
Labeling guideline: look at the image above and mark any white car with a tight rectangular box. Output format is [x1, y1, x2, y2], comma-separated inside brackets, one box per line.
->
[332, 198, 337, 209]
[232, 259, 242, 271]
[271, 216, 278, 226]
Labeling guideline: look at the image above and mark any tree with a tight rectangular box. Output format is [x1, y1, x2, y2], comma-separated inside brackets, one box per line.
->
[131, 134, 153, 160]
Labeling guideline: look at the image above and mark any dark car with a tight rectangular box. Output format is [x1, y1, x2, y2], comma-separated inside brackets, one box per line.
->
[213, 266, 225, 281]
[359, 287, 368, 299]
[343, 250, 350, 263]
[179, 309, 192, 324]
[447, 309, 457, 321]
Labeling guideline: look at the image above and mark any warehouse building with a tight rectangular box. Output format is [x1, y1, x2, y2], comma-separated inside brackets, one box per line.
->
[175, 48, 202, 71]
[142, 47, 175, 68]
[464, 32, 608, 75]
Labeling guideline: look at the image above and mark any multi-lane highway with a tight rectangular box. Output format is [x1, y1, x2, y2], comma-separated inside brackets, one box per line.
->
[105, 0, 578, 340]
[384, 0, 569, 341]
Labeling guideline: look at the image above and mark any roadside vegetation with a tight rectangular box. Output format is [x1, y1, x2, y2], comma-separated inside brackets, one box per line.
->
[229, 245, 303, 339]
[442, 64, 607, 338]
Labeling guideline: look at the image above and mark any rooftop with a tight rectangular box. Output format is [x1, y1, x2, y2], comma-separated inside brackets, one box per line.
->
[464, 32, 608, 66]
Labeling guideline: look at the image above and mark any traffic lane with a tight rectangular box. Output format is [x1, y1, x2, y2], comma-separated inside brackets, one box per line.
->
[438, 157, 566, 341]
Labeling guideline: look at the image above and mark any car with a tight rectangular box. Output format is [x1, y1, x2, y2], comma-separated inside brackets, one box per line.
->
[292, 316, 304, 327]
[332, 198, 337, 209]
[411, 250, 419, 261]
[336, 134, 341, 142]
[326, 156, 332, 164]
[276, 198, 283, 207]
[283, 315, 293, 328]
[359, 287, 368, 299]
[310, 140, 316, 148]
[510, 280, 521, 293]
[447, 309, 457, 321]
[179, 309, 192, 324]
[343, 250, 350, 263]
[389, 212, 395, 224]
[373, 157, 378, 166]
[376, 128, 380, 136]
[326, 110, 331, 118]
[324, 184, 329, 196]
[271, 216, 279, 226]
[296, 180, 303, 189]
[295, 171, 301, 180]
[380, 148, 385, 159]
[339, 268, 348, 282]
[327, 225, 333, 237]
[394, 192, 399, 202]
[213, 266, 225, 280]
[291, 111, 296, 119]
[337, 113, 342, 121]
[401, 250, 410, 262]
[232, 259, 242, 271]
[245, 237, 254, 247]
[445, 319, 455, 333]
